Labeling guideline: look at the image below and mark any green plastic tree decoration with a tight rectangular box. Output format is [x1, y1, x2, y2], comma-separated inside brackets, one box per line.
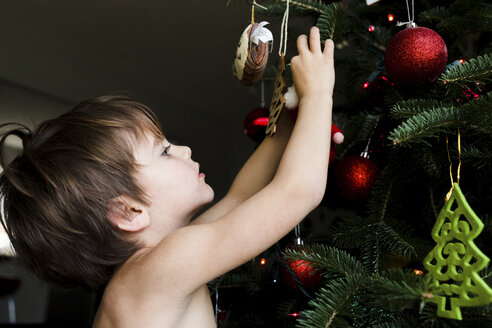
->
[424, 183, 492, 320]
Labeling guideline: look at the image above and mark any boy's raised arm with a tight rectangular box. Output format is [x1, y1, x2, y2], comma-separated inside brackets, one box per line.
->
[190, 110, 293, 225]
[147, 27, 334, 294]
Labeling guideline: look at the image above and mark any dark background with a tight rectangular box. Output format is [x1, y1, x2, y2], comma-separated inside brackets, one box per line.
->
[0, 0, 349, 324]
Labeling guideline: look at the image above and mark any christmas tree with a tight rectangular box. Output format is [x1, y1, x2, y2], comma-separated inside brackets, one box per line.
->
[215, 0, 492, 327]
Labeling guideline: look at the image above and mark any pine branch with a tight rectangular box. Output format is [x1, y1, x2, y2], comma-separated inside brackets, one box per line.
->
[361, 232, 382, 274]
[461, 143, 492, 169]
[371, 321, 411, 328]
[331, 217, 375, 249]
[338, 111, 382, 159]
[390, 99, 450, 120]
[388, 106, 460, 146]
[263, 0, 336, 16]
[420, 302, 468, 328]
[315, 4, 344, 41]
[419, 1, 492, 35]
[378, 223, 417, 259]
[297, 277, 361, 328]
[366, 166, 397, 224]
[282, 244, 367, 279]
[412, 144, 442, 178]
[440, 53, 492, 85]
[276, 0, 332, 14]
[389, 97, 492, 145]
[389, 92, 492, 146]
[419, 6, 448, 22]
[369, 269, 429, 308]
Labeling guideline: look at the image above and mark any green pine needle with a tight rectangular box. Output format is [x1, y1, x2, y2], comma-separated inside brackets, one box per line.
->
[297, 277, 361, 328]
[440, 53, 492, 85]
[390, 99, 450, 120]
[282, 244, 367, 279]
[388, 106, 459, 146]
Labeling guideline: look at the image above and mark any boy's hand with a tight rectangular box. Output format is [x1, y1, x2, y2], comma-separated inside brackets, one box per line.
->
[290, 27, 335, 101]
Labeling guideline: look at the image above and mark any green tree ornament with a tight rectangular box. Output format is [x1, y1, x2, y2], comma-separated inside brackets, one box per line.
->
[424, 183, 492, 320]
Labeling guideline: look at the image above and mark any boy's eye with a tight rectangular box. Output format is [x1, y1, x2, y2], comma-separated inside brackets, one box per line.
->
[161, 145, 171, 156]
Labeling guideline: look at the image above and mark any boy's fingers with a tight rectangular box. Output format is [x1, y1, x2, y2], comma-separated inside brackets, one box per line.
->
[296, 34, 308, 54]
[309, 27, 321, 53]
[323, 39, 334, 57]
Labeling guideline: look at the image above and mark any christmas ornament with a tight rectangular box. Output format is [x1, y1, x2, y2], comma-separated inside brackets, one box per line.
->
[234, 21, 273, 86]
[281, 257, 323, 292]
[424, 183, 492, 320]
[266, 0, 290, 136]
[281, 224, 322, 293]
[244, 107, 269, 143]
[335, 154, 380, 201]
[266, 55, 287, 136]
[384, 26, 447, 85]
[424, 132, 492, 320]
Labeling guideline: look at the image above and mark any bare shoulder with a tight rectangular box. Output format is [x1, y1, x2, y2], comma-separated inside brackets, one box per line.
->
[93, 248, 216, 328]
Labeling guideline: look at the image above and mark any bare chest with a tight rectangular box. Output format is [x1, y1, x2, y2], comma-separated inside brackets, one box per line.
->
[93, 285, 216, 328]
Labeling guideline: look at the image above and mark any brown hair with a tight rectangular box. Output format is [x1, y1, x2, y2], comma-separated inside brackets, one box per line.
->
[0, 95, 164, 291]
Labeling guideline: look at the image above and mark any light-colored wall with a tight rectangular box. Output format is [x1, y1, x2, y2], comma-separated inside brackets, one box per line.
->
[0, 80, 70, 323]
[0, 79, 70, 162]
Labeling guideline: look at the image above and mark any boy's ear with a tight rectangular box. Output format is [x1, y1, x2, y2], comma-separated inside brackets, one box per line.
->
[107, 197, 150, 232]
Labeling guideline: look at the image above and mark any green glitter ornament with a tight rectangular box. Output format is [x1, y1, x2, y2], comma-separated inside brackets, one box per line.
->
[424, 183, 492, 320]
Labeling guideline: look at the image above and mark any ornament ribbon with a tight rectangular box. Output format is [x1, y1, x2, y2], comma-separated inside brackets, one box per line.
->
[396, 0, 416, 27]
[445, 130, 461, 201]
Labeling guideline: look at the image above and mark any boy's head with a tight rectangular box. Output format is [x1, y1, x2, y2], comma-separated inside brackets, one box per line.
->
[0, 95, 171, 291]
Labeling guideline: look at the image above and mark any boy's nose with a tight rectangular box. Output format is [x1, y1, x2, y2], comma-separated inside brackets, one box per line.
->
[182, 146, 192, 160]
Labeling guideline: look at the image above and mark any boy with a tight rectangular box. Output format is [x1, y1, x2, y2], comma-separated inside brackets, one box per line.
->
[0, 27, 333, 327]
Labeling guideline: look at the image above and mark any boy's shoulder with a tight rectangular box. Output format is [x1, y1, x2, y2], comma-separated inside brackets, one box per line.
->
[94, 243, 215, 327]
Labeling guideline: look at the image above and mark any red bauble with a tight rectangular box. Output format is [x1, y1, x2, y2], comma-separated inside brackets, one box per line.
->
[281, 258, 323, 292]
[335, 155, 380, 201]
[244, 107, 269, 142]
[385, 27, 447, 84]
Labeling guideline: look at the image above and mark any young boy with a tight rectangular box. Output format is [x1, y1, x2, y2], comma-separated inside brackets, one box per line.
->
[0, 27, 333, 327]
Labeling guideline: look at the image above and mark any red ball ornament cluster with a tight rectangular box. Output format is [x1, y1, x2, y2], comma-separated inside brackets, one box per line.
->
[335, 155, 380, 201]
[385, 27, 448, 85]
[281, 258, 323, 291]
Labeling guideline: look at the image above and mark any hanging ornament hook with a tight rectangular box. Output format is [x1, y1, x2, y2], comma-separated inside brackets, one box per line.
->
[445, 129, 462, 201]
[294, 224, 303, 245]
[251, 1, 268, 25]
[396, 0, 417, 27]
[278, 0, 290, 57]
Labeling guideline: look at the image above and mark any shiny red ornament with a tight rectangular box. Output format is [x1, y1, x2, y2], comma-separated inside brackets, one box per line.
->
[335, 155, 380, 201]
[244, 107, 270, 143]
[281, 258, 323, 291]
[385, 27, 447, 85]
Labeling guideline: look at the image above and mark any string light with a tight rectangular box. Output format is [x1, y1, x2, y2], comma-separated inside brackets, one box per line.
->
[368, 25, 375, 32]
[260, 258, 266, 265]
[414, 269, 424, 276]
[459, 59, 466, 63]
[388, 14, 395, 21]
[287, 312, 301, 317]
[362, 82, 370, 88]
